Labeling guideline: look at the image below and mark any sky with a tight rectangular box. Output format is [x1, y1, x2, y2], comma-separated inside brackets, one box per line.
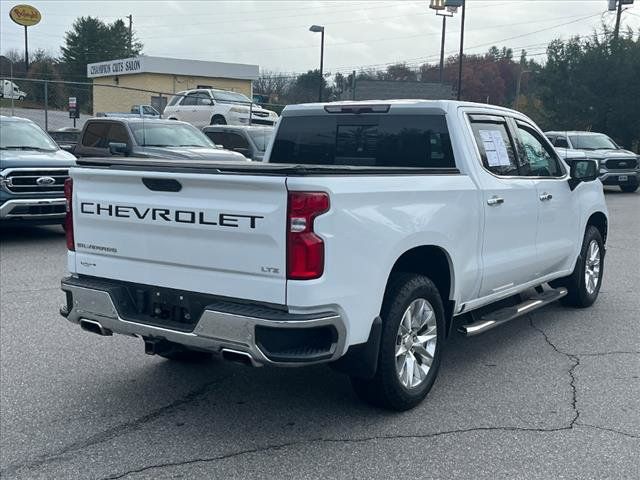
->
[1, 0, 640, 76]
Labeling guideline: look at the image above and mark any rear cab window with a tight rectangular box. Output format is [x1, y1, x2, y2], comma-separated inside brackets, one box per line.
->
[270, 112, 455, 169]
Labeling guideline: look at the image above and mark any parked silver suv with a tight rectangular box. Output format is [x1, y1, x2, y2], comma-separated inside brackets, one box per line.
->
[545, 131, 639, 193]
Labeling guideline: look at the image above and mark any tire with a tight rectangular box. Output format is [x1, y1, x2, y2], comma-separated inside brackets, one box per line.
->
[211, 115, 227, 125]
[551, 226, 604, 308]
[18, 96, 25, 101]
[351, 273, 445, 411]
[620, 184, 638, 193]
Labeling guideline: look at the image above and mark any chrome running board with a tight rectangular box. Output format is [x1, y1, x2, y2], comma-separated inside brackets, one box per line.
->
[459, 287, 568, 336]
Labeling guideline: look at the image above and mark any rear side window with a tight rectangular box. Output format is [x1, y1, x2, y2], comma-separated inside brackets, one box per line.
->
[81, 122, 109, 147]
[469, 119, 518, 176]
[81, 122, 129, 148]
[270, 114, 455, 168]
[205, 131, 225, 146]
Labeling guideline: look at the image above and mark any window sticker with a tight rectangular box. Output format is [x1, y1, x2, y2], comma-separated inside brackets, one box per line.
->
[479, 129, 511, 167]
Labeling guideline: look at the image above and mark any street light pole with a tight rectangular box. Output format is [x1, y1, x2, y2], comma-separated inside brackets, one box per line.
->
[439, 15, 447, 83]
[457, 0, 466, 101]
[309, 25, 325, 102]
[429, 1, 456, 85]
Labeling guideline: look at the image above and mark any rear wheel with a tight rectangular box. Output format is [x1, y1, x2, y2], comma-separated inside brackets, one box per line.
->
[620, 184, 638, 193]
[552, 226, 604, 308]
[351, 273, 445, 411]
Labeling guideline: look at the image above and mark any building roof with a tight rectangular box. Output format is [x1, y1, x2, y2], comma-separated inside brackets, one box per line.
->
[87, 56, 258, 81]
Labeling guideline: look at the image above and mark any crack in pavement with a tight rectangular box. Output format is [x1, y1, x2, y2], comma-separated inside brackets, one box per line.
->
[100, 423, 640, 480]
[0, 377, 226, 478]
[528, 316, 581, 428]
[4, 318, 636, 479]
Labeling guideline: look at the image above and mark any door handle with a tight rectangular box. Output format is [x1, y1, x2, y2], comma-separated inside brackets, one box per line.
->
[487, 196, 504, 206]
[539, 192, 553, 201]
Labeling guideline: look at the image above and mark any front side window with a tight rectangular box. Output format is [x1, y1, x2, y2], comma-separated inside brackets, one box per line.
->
[270, 114, 455, 168]
[204, 131, 226, 146]
[516, 125, 563, 177]
[469, 119, 518, 176]
[225, 133, 250, 150]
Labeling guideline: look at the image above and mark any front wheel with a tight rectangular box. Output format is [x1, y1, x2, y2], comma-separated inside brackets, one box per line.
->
[552, 226, 604, 308]
[18, 96, 25, 101]
[620, 184, 638, 193]
[351, 273, 445, 411]
[211, 115, 227, 125]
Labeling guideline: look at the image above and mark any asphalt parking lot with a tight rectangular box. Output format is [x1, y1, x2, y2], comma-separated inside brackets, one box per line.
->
[1, 189, 638, 480]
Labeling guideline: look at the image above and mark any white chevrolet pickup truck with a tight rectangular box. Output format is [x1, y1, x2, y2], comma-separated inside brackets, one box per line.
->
[60, 100, 608, 410]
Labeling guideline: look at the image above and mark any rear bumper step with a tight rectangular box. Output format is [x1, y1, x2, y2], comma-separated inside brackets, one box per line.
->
[459, 287, 568, 336]
[60, 276, 346, 366]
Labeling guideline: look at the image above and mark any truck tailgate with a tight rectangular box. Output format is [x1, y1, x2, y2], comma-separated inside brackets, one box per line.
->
[70, 167, 287, 305]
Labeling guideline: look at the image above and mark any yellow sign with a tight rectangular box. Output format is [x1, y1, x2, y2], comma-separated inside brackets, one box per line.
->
[9, 4, 42, 27]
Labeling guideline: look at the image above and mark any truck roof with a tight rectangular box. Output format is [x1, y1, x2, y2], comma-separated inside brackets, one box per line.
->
[544, 131, 606, 136]
[281, 99, 525, 117]
[85, 117, 184, 125]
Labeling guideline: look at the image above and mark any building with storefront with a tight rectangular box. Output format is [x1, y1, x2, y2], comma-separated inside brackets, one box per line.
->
[87, 56, 259, 114]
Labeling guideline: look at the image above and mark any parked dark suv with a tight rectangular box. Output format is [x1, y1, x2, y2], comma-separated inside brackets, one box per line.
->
[1, 116, 75, 226]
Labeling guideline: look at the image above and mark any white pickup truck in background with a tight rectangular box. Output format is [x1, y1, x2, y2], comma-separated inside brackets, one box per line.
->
[60, 100, 608, 410]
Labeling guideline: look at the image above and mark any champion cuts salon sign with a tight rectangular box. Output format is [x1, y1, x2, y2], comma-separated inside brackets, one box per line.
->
[87, 57, 144, 78]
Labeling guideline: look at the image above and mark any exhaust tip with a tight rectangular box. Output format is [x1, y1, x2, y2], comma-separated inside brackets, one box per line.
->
[80, 319, 112, 336]
[222, 348, 257, 367]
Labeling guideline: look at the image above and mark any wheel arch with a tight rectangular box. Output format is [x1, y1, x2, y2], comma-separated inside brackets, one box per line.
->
[385, 245, 456, 336]
[587, 211, 608, 244]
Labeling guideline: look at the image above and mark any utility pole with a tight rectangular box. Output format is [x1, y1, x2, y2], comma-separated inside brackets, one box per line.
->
[127, 15, 133, 55]
[614, 0, 623, 41]
[24, 26, 29, 72]
[439, 15, 446, 83]
[457, 0, 466, 101]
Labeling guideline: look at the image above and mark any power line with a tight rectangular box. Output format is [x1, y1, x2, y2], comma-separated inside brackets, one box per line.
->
[143, 12, 605, 59]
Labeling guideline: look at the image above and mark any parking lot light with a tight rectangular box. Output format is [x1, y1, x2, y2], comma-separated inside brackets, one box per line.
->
[309, 25, 325, 102]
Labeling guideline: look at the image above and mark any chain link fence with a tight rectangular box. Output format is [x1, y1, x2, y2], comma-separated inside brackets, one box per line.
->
[1, 77, 286, 132]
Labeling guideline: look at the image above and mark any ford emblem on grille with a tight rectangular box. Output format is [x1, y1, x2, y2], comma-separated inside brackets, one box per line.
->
[36, 176, 56, 185]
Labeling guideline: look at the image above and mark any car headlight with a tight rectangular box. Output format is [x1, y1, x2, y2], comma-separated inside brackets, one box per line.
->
[269, 111, 278, 118]
[230, 106, 249, 114]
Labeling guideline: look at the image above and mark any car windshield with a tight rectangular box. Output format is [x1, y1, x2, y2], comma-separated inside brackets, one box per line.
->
[212, 91, 252, 104]
[247, 128, 273, 152]
[0, 120, 59, 152]
[569, 134, 618, 150]
[129, 123, 215, 148]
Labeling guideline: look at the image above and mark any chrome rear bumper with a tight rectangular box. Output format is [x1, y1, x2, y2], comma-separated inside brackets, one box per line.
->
[60, 277, 346, 367]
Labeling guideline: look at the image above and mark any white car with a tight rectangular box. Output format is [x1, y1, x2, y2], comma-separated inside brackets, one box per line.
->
[163, 88, 278, 128]
[60, 100, 607, 411]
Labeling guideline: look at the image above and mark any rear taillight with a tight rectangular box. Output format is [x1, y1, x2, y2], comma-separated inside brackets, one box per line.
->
[64, 178, 74, 251]
[287, 191, 329, 280]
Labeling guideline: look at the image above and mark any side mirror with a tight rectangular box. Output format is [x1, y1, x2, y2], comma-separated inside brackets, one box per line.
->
[205, 98, 214, 106]
[568, 159, 598, 190]
[108, 142, 130, 156]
